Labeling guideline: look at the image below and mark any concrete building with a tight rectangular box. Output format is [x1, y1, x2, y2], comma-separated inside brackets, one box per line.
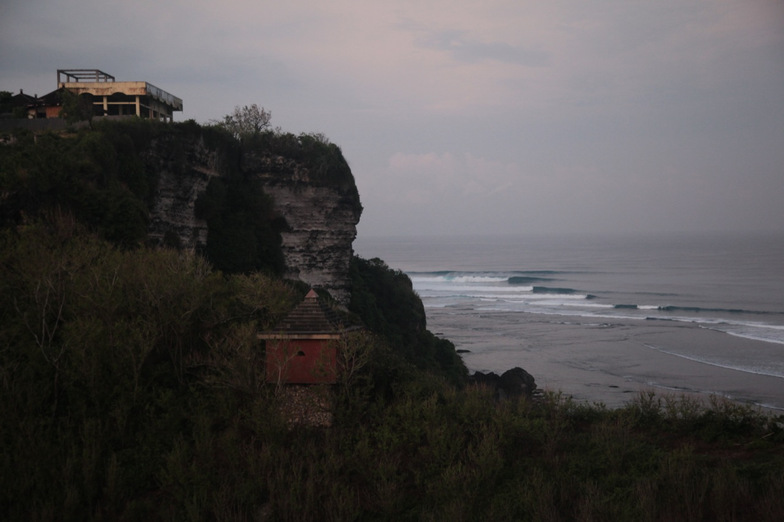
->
[2, 70, 182, 124]
[55, 69, 182, 121]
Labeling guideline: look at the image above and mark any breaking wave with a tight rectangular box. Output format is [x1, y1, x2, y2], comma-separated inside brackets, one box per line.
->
[532, 286, 579, 295]
[407, 269, 784, 346]
[657, 305, 781, 316]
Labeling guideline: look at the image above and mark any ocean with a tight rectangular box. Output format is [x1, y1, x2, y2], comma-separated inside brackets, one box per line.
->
[354, 232, 784, 410]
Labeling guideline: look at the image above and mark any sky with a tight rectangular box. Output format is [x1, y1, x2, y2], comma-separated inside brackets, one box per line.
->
[2, 0, 783, 238]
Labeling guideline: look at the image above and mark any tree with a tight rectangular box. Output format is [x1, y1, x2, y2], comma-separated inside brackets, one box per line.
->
[0, 91, 14, 116]
[59, 90, 93, 127]
[215, 104, 272, 140]
[335, 330, 376, 397]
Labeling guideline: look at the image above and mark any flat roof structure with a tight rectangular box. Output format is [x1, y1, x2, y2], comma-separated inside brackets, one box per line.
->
[56, 69, 183, 121]
[57, 69, 116, 84]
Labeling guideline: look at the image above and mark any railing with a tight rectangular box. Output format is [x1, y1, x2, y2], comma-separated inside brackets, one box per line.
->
[146, 83, 183, 110]
[57, 69, 115, 84]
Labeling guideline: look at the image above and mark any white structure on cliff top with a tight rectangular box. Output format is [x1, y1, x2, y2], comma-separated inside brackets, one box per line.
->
[6, 70, 182, 123]
[55, 69, 182, 121]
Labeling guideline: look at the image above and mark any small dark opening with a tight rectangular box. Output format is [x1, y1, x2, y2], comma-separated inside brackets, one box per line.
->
[296, 350, 306, 357]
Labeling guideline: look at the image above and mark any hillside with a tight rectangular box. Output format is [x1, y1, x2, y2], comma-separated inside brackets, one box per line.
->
[1, 118, 362, 302]
[1, 119, 783, 521]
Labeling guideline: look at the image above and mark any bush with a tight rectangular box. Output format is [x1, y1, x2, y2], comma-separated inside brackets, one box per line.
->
[0, 219, 297, 519]
[244, 130, 360, 201]
[2, 221, 782, 520]
[0, 123, 153, 246]
[349, 256, 467, 386]
[195, 175, 286, 275]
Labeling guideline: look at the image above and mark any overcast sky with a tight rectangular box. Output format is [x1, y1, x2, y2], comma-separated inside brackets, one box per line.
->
[2, 0, 783, 237]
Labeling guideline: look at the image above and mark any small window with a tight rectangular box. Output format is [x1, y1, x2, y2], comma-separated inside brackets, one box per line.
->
[296, 350, 306, 357]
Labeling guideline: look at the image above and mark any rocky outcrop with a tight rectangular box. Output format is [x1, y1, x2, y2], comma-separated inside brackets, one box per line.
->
[143, 130, 362, 305]
[261, 183, 359, 304]
[145, 133, 222, 250]
[242, 151, 362, 305]
[470, 367, 537, 400]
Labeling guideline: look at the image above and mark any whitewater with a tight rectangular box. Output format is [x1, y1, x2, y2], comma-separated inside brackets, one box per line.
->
[355, 232, 784, 410]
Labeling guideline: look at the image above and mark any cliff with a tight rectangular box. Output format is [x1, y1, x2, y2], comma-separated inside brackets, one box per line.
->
[242, 146, 362, 304]
[144, 131, 223, 250]
[144, 127, 362, 304]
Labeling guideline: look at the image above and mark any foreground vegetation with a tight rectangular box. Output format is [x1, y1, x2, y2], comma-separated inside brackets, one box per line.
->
[2, 120, 783, 520]
[2, 220, 783, 521]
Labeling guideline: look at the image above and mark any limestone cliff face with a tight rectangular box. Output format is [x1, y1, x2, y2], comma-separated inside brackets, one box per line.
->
[145, 133, 221, 250]
[242, 151, 362, 305]
[144, 132, 362, 305]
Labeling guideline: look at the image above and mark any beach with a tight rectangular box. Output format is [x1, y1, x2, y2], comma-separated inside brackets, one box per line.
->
[355, 232, 784, 412]
[430, 307, 784, 410]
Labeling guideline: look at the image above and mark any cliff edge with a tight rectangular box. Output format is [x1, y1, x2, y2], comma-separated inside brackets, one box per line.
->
[145, 126, 362, 304]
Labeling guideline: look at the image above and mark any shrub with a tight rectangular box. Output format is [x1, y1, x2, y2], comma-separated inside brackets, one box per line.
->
[349, 256, 467, 386]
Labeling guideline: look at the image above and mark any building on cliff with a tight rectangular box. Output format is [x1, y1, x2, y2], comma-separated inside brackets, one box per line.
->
[259, 289, 361, 385]
[6, 69, 182, 122]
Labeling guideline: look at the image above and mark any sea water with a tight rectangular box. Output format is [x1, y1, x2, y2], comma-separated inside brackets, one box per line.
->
[354, 232, 784, 402]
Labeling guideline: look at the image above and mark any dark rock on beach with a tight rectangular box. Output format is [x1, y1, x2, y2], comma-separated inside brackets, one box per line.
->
[469, 367, 537, 400]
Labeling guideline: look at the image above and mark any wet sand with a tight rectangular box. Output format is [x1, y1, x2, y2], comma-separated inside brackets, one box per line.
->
[429, 308, 784, 411]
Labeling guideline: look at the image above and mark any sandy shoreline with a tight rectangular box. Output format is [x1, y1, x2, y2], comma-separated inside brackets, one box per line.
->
[428, 308, 784, 411]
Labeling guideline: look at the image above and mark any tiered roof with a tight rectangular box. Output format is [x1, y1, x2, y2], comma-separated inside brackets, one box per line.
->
[276, 289, 344, 334]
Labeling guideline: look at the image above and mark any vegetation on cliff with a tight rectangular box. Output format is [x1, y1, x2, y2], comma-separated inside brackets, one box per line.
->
[349, 256, 467, 386]
[213, 104, 361, 205]
[2, 220, 783, 521]
[0, 118, 359, 276]
[194, 172, 286, 275]
[1, 120, 154, 246]
[2, 121, 783, 520]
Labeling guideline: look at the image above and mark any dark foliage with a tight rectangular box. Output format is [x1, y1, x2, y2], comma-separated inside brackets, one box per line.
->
[0, 220, 297, 520]
[59, 90, 93, 126]
[2, 223, 782, 522]
[4, 118, 781, 521]
[195, 175, 286, 275]
[0, 126, 151, 247]
[245, 130, 361, 203]
[0, 90, 14, 115]
[0, 120, 286, 270]
[349, 256, 467, 386]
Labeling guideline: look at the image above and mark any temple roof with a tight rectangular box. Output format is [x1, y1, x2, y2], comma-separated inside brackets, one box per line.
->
[274, 289, 346, 335]
[258, 289, 363, 341]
